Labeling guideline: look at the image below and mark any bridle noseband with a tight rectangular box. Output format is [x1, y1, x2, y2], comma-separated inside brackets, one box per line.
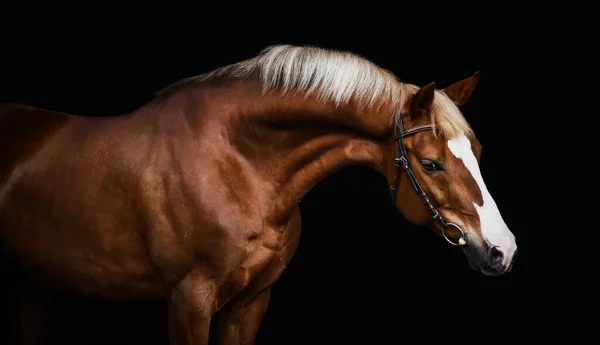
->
[389, 110, 467, 246]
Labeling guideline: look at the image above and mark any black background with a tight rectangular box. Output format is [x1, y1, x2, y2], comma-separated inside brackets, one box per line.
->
[1, 28, 530, 344]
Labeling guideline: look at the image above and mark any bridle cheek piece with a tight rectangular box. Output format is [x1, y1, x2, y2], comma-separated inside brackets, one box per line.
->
[389, 110, 467, 246]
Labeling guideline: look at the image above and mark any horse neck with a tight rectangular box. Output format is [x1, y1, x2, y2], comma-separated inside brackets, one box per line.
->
[215, 79, 397, 225]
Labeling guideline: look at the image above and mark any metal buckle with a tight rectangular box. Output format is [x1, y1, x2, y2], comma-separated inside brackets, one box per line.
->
[398, 156, 408, 169]
[442, 223, 467, 246]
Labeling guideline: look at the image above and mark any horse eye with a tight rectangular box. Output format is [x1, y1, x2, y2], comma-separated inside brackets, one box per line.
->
[420, 159, 443, 172]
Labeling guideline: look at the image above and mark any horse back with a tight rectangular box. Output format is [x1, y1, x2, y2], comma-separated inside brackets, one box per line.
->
[0, 104, 71, 185]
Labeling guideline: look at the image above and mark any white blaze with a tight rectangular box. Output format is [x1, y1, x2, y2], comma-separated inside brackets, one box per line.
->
[447, 133, 517, 266]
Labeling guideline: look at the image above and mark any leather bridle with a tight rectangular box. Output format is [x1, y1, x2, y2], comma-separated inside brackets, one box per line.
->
[389, 110, 467, 246]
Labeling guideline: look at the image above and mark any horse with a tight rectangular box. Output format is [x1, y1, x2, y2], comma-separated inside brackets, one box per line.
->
[0, 44, 517, 345]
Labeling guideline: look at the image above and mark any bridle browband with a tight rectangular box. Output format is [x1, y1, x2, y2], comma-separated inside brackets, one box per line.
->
[389, 110, 466, 246]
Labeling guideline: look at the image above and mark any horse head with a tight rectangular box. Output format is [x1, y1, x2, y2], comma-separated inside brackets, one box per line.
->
[390, 73, 517, 276]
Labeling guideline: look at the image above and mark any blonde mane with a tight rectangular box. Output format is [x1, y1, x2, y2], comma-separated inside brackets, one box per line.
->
[158, 44, 473, 139]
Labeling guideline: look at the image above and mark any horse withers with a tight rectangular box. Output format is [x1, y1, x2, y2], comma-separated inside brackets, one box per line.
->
[0, 45, 517, 345]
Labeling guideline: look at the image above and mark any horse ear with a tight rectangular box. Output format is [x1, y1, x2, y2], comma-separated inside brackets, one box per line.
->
[409, 82, 436, 118]
[442, 71, 480, 106]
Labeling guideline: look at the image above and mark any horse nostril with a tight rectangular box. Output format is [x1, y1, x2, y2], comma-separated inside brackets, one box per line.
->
[489, 246, 504, 266]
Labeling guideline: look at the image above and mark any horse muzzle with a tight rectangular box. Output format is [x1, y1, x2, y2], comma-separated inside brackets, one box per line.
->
[461, 238, 517, 276]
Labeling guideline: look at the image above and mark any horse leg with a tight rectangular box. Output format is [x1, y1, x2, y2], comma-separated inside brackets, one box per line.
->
[216, 288, 271, 345]
[168, 270, 217, 345]
[11, 276, 55, 345]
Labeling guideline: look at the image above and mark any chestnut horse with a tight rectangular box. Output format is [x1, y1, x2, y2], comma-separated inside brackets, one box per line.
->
[0, 45, 517, 345]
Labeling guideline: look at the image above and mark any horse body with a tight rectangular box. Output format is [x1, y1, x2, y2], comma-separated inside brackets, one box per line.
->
[1, 45, 517, 345]
[0, 78, 316, 344]
[1, 102, 160, 298]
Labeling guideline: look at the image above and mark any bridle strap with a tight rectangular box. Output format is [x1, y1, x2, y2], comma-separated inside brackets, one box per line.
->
[395, 124, 436, 140]
[389, 110, 466, 246]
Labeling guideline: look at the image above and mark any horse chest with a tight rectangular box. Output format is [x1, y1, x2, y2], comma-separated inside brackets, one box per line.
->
[217, 212, 302, 308]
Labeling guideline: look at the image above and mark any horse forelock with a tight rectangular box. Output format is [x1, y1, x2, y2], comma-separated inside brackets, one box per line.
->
[400, 84, 475, 141]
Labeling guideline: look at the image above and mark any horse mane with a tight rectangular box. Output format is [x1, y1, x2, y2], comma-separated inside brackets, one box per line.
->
[156, 44, 473, 139]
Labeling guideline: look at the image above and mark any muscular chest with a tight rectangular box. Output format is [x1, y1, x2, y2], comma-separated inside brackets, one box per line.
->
[216, 208, 303, 308]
